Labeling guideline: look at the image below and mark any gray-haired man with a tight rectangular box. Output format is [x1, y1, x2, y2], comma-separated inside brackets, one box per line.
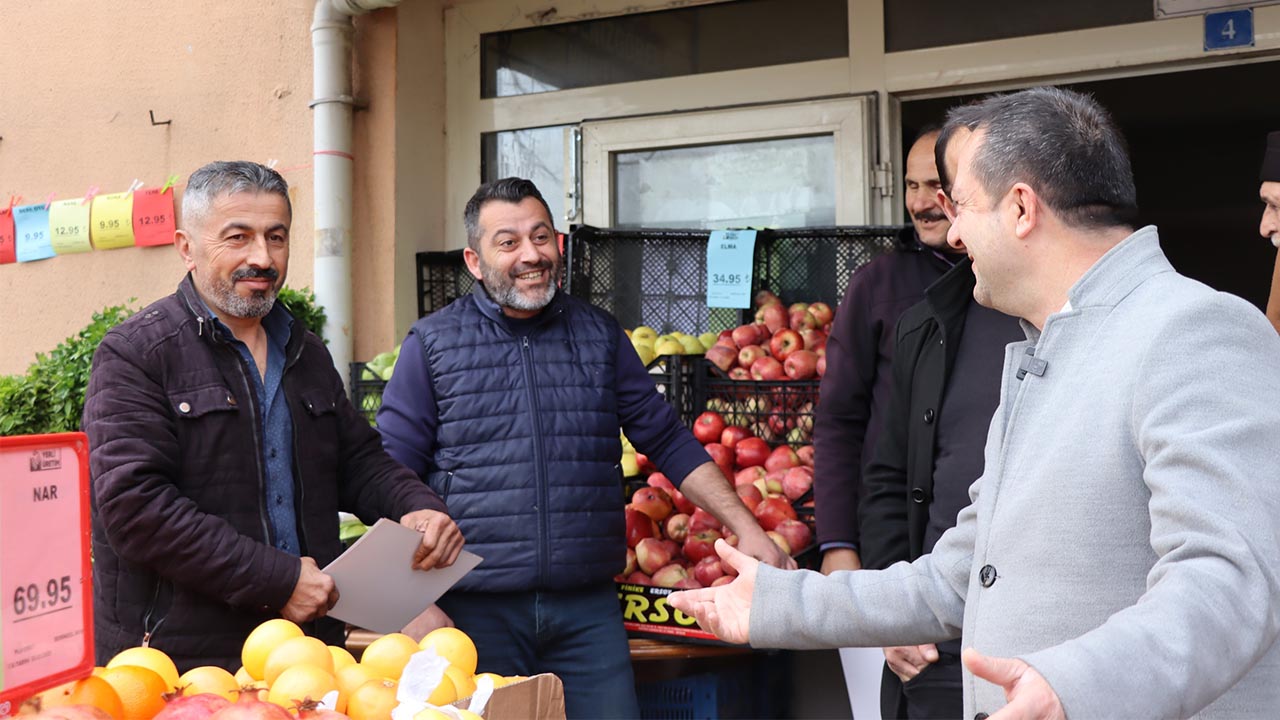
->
[84, 161, 463, 671]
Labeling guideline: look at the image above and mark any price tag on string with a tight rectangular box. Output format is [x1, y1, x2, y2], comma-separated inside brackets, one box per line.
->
[705, 229, 757, 309]
[0, 433, 94, 711]
[131, 189, 176, 247]
[0, 208, 15, 265]
[48, 200, 92, 255]
[12, 204, 55, 263]
[90, 193, 136, 250]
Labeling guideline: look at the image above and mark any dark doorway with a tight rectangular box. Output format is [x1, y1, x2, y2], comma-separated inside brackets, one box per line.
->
[901, 60, 1280, 310]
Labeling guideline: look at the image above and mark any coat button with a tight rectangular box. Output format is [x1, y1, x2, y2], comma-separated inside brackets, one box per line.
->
[923, 408, 936, 424]
[226, 394, 237, 406]
[911, 488, 926, 503]
[975, 714, 990, 720]
[979, 564, 997, 587]
[178, 402, 191, 414]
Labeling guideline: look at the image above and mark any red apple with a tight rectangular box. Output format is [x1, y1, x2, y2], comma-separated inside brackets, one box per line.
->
[704, 442, 734, 477]
[769, 329, 804, 361]
[735, 483, 764, 512]
[636, 453, 657, 475]
[750, 356, 785, 381]
[784, 350, 819, 380]
[670, 487, 696, 515]
[721, 425, 752, 449]
[683, 529, 724, 564]
[768, 412, 795, 438]
[689, 507, 722, 533]
[797, 445, 815, 466]
[763, 468, 786, 495]
[760, 303, 788, 334]
[728, 367, 752, 382]
[790, 309, 819, 332]
[622, 547, 637, 576]
[724, 532, 738, 547]
[734, 437, 771, 468]
[731, 324, 761, 350]
[635, 537, 674, 575]
[665, 513, 691, 543]
[782, 466, 814, 501]
[631, 487, 674, 522]
[625, 571, 652, 586]
[673, 577, 704, 590]
[705, 345, 738, 372]
[738, 345, 768, 369]
[753, 496, 798, 531]
[734, 466, 767, 488]
[774, 518, 813, 554]
[711, 575, 734, 587]
[717, 329, 736, 345]
[754, 290, 781, 308]
[807, 302, 833, 326]
[798, 328, 827, 353]
[788, 302, 809, 314]
[693, 556, 726, 586]
[651, 563, 689, 588]
[765, 445, 801, 473]
[817, 355, 827, 378]
[647, 472, 675, 492]
[694, 411, 727, 445]
[625, 506, 660, 548]
[766, 530, 792, 555]
[752, 420, 778, 444]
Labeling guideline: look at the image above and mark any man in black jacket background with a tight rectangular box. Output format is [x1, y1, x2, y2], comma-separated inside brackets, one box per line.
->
[858, 126, 1022, 718]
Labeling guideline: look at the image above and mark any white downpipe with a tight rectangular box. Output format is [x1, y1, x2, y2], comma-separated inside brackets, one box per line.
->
[310, 0, 401, 389]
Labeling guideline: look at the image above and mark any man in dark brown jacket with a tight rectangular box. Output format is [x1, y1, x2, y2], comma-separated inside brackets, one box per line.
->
[82, 161, 463, 672]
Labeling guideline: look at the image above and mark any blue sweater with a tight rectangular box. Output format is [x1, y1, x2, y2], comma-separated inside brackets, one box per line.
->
[378, 285, 708, 591]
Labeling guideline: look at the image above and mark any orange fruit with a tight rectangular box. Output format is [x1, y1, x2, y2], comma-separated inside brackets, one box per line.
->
[333, 664, 377, 714]
[100, 665, 168, 720]
[411, 710, 451, 720]
[358, 634, 418, 682]
[425, 673, 455, 707]
[442, 665, 475, 700]
[241, 619, 304, 681]
[417, 628, 477, 677]
[106, 648, 180, 694]
[26, 675, 125, 720]
[473, 672, 507, 690]
[345, 679, 397, 720]
[177, 666, 239, 702]
[267, 666, 336, 714]
[328, 646, 356, 672]
[263, 636, 333, 686]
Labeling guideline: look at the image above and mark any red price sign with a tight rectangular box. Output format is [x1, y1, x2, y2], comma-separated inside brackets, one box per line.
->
[0, 433, 94, 714]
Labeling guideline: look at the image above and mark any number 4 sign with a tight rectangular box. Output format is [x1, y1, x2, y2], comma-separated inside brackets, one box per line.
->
[1204, 9, 1253, 51]
[0, 433, 94, 712]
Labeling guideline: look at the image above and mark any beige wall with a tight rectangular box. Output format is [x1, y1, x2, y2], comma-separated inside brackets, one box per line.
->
[0, 1, 318, 375]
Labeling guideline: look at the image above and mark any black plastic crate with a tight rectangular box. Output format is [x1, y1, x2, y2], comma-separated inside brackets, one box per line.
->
[636, 653, 787, 720]
[565, 226, 745, 335]
[417, 250, 476, 318]
[695, 363, 819, 448]
[565, 225, 908, 333]
[349, 362, 387, 426]
[646, 354, 698, 425]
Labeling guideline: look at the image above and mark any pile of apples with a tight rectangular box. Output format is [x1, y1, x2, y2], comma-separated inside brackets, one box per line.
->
[702, 290, 833, 381]
[618, 423, 814, 589]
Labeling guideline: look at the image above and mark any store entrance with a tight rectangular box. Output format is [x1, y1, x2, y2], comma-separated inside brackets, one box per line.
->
[901, 59, 1280, 310]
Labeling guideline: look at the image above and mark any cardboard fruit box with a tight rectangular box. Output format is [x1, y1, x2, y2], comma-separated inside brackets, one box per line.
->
[453, 673, 565, 720]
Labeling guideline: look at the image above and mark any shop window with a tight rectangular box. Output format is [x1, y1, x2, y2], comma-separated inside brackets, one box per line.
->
[481, 126, 568, 227]
[885, 0, 1152, 52]
[481, 0, 848, 99]
[613, 134, 837, 229]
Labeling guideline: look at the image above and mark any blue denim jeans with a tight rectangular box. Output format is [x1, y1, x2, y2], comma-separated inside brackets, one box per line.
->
[437, 583, 640, 719]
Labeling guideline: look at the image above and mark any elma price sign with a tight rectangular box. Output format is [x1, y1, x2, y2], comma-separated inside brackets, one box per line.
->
[0, 433, 94, 714]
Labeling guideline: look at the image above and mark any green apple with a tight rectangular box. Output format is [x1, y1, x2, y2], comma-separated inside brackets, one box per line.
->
[632, 326, 658, 343]
[698, 332, 717, 350]
[655, 338, 685, 356]
[678, 335, 704, 355]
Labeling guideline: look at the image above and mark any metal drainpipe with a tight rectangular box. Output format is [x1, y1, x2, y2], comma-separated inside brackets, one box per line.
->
[311, 0, 401, 389]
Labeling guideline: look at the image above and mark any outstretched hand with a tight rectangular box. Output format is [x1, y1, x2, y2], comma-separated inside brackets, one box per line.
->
[963, 647, 1065, 720]
[667, 539, 758, 644]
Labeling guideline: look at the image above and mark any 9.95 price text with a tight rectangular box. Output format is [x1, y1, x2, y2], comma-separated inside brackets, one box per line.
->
[12, 576, 73, 617]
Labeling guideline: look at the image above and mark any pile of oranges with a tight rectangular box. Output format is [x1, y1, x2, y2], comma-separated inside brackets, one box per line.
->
[21, 620, 520, 720]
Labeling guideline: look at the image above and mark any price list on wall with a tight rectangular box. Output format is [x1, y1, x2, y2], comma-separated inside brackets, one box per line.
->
[0, 434, 93, 712]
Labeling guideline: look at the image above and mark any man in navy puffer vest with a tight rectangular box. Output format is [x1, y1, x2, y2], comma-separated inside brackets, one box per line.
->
[378, 178, 793, 719]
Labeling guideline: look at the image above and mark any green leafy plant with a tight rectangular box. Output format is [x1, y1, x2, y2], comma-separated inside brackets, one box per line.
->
[277, 286, 327, 343]
[0, 303, 137, 436]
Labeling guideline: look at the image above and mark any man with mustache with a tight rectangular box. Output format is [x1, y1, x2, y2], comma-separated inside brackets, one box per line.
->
[83, 161, 463, 672]
[811, 126, 968, 715]
[377, 177, 793, 719]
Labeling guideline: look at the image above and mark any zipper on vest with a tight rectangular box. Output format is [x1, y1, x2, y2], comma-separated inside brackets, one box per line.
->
[520, 335, 551, 586]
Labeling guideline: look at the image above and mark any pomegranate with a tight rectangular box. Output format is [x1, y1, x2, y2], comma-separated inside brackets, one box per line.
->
[156, 692, 232, 720]
[208, 695, 293, 720]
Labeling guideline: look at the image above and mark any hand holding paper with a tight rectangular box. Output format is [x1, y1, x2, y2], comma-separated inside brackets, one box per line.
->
[401, 509, 464, 571]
